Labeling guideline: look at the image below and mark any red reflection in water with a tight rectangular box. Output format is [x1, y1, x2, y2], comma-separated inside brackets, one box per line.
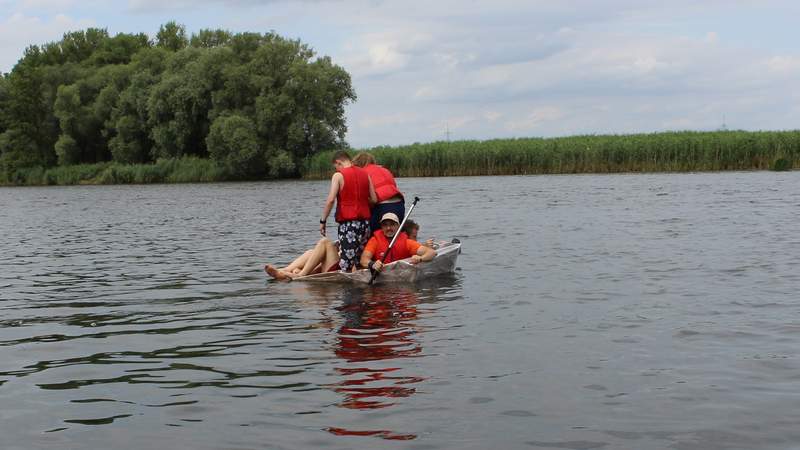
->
[327, 427, 416, 441]
[328, 288, 423, 440]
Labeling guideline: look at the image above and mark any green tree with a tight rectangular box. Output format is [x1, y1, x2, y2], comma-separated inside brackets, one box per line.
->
[1, 23, 356, 182]
[147, 46, 235, 159]
[156, 21, 188, 51]
[206, 114, 262, 177]
[108, 47, 169, 163]
[190, 29, 232, 48]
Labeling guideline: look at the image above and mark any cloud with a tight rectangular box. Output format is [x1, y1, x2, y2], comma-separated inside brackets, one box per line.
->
[126, 0, 284, 12]
[2, 0, 800, 147]
[358, 112, 417, 129]
[20, 0, 75, 10]
[484, 111, 503, 122]
[0, 12, 95, 72]
[766, 55, 800, 74]
[505, 107, 566, 132]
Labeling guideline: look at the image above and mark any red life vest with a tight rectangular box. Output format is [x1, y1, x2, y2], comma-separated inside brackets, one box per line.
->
[372, 230, 413, 263]
[335, 166, 372, 222]
[363, 164, 402, 203]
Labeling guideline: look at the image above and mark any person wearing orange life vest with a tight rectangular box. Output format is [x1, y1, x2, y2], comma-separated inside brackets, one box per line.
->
[352, 152, 405, 234]
[359, 213, 436, 273]
[319, 151, 378, 271]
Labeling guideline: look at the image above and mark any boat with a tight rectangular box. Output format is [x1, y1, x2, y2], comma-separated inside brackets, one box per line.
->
[290, 239, 461, 284]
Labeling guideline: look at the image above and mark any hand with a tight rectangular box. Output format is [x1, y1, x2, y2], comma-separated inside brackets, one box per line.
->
[319, 222, 326, 236]
[410, 255, 422, 264]
[373, 260, 384, 272]
[424, 238, 435, 247]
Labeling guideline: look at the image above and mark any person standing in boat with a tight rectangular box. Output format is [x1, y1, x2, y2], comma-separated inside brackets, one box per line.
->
[352, 152, 405, 233]
[319, 151, 377, 272]
[360, 213, 435, 273]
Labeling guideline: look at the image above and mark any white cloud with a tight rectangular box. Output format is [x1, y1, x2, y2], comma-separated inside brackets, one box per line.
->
[766, 55, 800, 74]
[20, 0, 75, 10]
[484, 111, 502, 122]
[2, 0, 800, 146]
[0, 12, 95, 72]
[359, 112, 417, 129]
[505, 107, 566, 132]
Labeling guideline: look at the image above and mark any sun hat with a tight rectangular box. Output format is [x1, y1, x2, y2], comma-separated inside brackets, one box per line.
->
[379, 212, 400, 224]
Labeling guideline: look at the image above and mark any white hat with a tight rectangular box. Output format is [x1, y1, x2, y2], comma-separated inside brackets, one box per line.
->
[380, 212, 400, 224]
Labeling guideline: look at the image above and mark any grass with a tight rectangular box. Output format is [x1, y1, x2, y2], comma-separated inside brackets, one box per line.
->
[302, 130, 800, 179]
[2, 157, 228, 186]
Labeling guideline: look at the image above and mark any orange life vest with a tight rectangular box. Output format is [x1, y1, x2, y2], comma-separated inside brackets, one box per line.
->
[363, 164, 402, 203]
[335, 166, 372, 222]
[372, 230, 412, 263]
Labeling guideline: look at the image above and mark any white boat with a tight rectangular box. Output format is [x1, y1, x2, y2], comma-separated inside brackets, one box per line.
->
[291, 240, 461, 284]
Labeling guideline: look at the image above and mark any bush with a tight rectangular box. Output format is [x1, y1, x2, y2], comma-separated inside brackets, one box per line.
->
[268, 150, 296, 178]
[55, 135, 81, 165]
[206, 114, 263, 178]
[771, 158, 792, 171]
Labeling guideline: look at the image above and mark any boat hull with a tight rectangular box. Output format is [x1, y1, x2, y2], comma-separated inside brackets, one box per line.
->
[291, 241, 461, 284]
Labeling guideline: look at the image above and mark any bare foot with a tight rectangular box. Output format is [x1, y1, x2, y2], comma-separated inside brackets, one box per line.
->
[265, 264, 291, 281]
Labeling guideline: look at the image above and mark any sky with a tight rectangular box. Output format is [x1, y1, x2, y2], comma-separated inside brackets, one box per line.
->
[1, 0, 799, 148]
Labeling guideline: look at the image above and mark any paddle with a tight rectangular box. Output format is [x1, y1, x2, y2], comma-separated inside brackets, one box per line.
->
[368, 196, 420, 285]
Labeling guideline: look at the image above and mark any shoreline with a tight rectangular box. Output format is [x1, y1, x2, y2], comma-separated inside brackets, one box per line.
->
[3, 130, 797, 186]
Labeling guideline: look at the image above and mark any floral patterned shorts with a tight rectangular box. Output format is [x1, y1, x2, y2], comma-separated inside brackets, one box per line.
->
[337, 219, 370, 271]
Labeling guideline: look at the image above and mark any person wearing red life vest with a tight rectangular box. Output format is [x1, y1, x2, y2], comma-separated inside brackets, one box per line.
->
[319, 151, 378, 271]
[359, 213, 436, 273]
[352, 152, 405, 234]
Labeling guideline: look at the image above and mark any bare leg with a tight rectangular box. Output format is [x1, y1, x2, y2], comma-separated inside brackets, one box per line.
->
[265, 239, 339, 280]
[282, 250, 313, 272]
[322, 239, 339, 272]
[265, 264, 291, 280]
[293, 238, 340, 277]
[266, 250, 313, 281]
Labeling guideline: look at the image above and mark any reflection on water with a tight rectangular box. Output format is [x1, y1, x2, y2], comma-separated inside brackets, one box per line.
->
[283, 278, 461, 442]
[330, 286, 424, 440]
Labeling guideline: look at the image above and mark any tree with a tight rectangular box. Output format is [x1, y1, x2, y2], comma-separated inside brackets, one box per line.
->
[156, 21, 188, 52]
[207, 114, 262, 177]
[1, 23, 356, 181]
[190, 29, 232, 48]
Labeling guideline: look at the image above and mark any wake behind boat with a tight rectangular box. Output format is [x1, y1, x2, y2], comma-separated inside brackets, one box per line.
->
[290, 240, 461, 284]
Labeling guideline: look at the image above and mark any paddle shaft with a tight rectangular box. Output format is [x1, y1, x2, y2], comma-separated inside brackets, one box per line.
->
[369, 196, 420, 284]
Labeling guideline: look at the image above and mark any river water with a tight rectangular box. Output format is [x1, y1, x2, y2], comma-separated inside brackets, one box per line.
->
[1, 172, 799, 450]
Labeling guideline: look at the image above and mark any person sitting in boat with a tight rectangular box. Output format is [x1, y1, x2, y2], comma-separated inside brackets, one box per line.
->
[352, 152, 404, 234]
[360, 213, 436, 273]
[265, 238, 340, 280]
[401, 219, 436, 248]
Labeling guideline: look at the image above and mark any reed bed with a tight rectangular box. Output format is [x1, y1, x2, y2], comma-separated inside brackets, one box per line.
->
[3, 157, 228, 186]
[302, 130, 800, 179]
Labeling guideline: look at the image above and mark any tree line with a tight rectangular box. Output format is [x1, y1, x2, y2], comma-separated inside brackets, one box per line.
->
[0, 22, 355, 183]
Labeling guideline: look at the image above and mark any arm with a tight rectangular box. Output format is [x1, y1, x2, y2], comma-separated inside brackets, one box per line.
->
[319, 173, 342, 236]
[360, 249, 375, 270]
[410, 245, 436, 264]
[367, 176, 378, 205]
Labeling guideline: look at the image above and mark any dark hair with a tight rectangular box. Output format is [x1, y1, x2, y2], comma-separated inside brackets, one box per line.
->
[402, 219, 419, 234]
[331, 150, 351, 163]
[352, 152, 377, 167]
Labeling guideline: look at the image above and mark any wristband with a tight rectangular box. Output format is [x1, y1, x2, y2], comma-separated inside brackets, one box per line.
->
[319, 219, 326, 224]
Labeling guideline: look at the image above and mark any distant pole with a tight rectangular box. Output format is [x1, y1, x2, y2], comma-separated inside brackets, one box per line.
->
[445, 122, 451, 142]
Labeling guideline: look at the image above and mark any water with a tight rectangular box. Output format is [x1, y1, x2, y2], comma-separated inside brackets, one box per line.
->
[1, 172, 800, 449]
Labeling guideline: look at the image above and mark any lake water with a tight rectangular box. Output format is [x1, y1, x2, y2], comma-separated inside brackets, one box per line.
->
[1, 172, 800, 450]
